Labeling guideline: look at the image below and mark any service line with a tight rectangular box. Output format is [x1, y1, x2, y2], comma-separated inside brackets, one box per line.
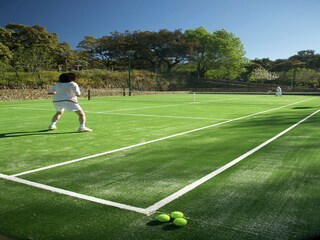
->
[11, 107, 229, 121]
[10, 97, 238, 114]
[87, 111, 231, 121]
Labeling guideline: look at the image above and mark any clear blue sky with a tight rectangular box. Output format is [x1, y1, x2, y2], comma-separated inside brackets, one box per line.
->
[1, 0, 319, 60]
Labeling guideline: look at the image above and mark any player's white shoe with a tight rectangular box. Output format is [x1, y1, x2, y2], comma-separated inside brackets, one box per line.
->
[78, 127, 93, 132]
[48, 125, 57, 130]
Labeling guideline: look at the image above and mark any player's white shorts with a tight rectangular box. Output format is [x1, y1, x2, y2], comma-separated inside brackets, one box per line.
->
[53, 101, 83, 112]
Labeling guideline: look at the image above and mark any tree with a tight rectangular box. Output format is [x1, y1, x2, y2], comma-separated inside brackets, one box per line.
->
[98, 31, 133, 68]
[251, 58, 273, 70]
[289, 50, 320, 70]
[286, 68, 320, 89]
[0, 43, 13, 76]
[129, 30, 163, 71]
[185, 27, 214, 78]
[147, 29, 189, 74]
[78, 32, 134, 69]
[55, 42, 75, 71]
[3, 24, 59, 75]
[249, 66, 279, 83]
[209, 29, 247, 79]
[185, 27, 247, 79]
[77, 36, 101, 68]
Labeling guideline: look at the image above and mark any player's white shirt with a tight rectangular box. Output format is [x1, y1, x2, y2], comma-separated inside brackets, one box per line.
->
[276, 86, 282, 96]
[49, 82, 81, 102]
[277, 87, 282, 93]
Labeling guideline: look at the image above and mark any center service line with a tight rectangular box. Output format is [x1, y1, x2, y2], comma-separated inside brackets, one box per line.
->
[12, 98, 315, 177]
[144, 109, 320, 215]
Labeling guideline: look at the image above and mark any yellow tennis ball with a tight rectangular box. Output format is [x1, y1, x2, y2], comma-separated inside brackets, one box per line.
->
[170, 211, 184, 219]
[173, 217, 187, 226]
[156, 214, 170, 222]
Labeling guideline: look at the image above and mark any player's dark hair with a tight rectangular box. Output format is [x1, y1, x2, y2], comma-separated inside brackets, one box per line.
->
[58, 73, 77, 83]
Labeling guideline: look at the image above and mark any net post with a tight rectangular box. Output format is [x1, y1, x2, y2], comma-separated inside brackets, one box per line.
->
[193, 92, 196, 102]
[88, 89, 91, 101]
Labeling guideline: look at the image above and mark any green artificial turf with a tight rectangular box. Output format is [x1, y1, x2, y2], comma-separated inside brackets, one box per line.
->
[1, 94, 320, 240]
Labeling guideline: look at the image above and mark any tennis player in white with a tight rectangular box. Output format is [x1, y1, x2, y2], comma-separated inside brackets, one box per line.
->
[275, 85, 282, 96]
[48, 73, 92, 132]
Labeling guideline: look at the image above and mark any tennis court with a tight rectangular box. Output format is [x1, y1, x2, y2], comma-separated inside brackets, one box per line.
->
[1, 93, 320, 240]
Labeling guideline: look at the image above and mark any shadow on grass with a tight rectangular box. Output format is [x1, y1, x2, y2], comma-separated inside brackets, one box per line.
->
[292, 106, 313, 109]
[302, 234, 320, 240]
[146, 220, 182, 231]
[146, 220, 164, 227]
[0, 130, 78, 138]
[162, 224, 183, 231]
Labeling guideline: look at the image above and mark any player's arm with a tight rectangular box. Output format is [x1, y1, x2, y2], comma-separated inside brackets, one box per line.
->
[72, 82, 81, 96]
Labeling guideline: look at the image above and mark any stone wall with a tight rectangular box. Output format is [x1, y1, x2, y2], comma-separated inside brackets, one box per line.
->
[0, 89, 52, 101]
[0, 88, 126, 101]
[0, 88, 189, 101]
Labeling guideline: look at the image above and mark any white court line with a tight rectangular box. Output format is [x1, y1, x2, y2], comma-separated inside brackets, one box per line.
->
[10, 97, 238, 114]
[12, 98, 315, 177]
[2, 109, 319, 215]
[12, 107, 229, 121]
[87, 111, 230, 121]
[100, 98, 240, 113]
[144, 108, 320, 215]
[0, 173, 148, 215]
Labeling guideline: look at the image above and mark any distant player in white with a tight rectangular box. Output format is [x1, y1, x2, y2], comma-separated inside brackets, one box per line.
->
[48, 73, 92, 132]
[275, 85, 282, 97]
